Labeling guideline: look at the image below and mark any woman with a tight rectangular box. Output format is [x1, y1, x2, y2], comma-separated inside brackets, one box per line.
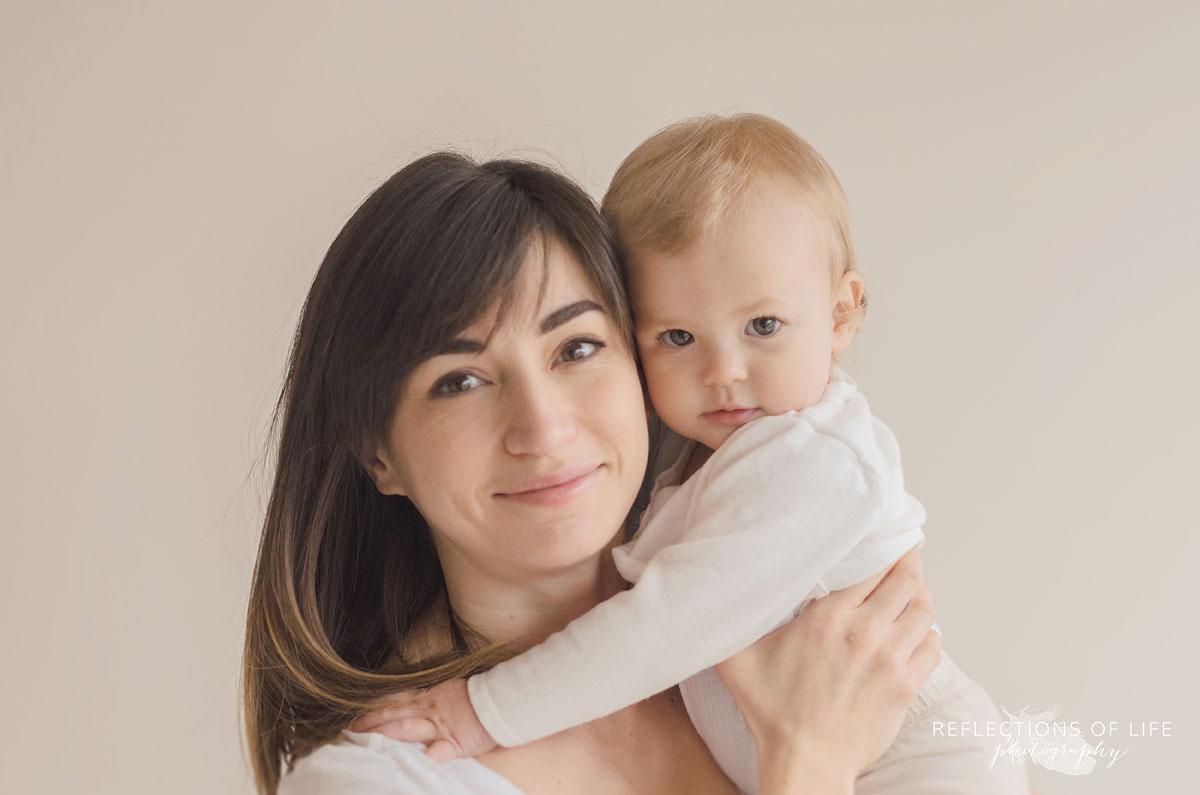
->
[242, 152, 939, 794]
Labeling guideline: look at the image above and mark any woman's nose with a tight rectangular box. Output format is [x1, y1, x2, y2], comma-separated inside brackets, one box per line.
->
[502, 377, 578, 457]
[700, 343, 748, 387]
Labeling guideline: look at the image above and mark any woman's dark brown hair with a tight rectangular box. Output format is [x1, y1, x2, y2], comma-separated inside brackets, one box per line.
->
[242, 152, 634, 794]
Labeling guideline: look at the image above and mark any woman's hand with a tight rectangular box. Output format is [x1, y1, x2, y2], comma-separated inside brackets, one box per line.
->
[715, 548, 940, 794]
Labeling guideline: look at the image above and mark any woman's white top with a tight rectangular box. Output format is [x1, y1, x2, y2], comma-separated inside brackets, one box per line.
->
[280, 731, 524, 794]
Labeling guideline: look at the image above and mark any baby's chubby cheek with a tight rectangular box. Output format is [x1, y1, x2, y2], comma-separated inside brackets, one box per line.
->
[643, 368, 699, 436]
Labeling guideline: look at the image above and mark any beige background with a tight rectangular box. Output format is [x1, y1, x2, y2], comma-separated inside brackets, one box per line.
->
[2, 1, 1196, 793]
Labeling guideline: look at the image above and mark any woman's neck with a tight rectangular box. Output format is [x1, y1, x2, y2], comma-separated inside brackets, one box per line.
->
[433, 530, 629, 648]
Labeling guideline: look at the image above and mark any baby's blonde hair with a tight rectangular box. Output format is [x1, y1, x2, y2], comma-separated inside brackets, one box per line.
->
[602, 113, 862, 303]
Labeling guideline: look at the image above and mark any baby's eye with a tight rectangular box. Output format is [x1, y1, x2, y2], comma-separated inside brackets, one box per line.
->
[431, 371, 486, 397]
[557, 337, 605, 363]
[659, 329, 694, 347]
[746, 316, 782, 337]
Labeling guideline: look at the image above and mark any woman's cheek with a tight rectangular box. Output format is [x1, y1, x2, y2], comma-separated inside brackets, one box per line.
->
[399, 392, 494, 498]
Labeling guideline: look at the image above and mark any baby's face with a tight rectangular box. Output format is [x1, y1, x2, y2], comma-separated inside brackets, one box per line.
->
[630, 178, 857, 451]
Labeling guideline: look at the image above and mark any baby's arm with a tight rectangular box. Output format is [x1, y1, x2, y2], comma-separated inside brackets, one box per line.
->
[356, 410, 919, 759]
[471, 411, 913, 748]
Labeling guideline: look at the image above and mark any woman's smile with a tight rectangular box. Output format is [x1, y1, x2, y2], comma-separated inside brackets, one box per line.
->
[495, 463, 605, 507]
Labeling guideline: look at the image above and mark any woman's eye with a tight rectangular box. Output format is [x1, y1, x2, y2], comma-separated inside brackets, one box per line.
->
[660, 329, 694, 347]
[431, 371, 485, 396]
[557, 337, 605, 363]
[747, 316, 782, 337]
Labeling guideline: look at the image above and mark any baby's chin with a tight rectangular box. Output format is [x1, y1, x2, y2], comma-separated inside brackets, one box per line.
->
[682, 405, 806, 451]
[664, 418, 739, 453]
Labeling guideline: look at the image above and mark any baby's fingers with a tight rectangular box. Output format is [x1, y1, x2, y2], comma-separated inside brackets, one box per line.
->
[425, 738, 463, 764]
[365, 717, 440, 744]
[349, 697, 422, 733]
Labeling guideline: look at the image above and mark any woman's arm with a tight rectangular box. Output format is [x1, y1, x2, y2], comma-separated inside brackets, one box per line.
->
[717, 548, 940, 795]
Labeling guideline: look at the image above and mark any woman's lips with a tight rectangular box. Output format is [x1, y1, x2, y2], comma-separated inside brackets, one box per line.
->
[702, 408, 763, 426]
[496, 464, 603, 507]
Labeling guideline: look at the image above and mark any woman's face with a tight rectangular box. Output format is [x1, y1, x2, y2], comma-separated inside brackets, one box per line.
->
[369, 237, 649, 585]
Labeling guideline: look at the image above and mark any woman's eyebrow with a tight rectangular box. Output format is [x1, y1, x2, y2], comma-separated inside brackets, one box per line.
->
[429, 300, 602, 359]
[432, 338, 486, 356]
[540, 299, 601, 334]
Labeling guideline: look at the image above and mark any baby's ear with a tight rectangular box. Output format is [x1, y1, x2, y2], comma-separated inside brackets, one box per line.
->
[831, 270, 866, 353]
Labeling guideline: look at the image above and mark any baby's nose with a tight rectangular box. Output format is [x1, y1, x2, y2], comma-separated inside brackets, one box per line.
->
[700, 345, 748, 386]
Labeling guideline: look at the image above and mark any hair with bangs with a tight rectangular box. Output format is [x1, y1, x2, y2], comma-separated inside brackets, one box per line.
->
[242, 152, 633, 794]
[602, 113, 861, 291]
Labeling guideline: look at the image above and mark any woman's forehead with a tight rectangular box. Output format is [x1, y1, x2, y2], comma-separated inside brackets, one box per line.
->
[465, 235, 605, 339]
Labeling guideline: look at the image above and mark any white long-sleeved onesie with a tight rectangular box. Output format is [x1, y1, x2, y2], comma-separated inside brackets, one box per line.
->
[468, 371, 1026, 793]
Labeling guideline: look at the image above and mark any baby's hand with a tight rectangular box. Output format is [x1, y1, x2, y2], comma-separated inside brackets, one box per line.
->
[349, 678, 497, 763]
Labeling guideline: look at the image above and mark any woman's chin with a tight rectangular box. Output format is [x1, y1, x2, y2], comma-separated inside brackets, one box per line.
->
[509, 516, 625, 577]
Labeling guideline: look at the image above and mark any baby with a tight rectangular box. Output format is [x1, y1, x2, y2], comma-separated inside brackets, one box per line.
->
[359, 114, 1028, 793]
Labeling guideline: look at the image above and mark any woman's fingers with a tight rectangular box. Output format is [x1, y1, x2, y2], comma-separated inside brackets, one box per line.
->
[889, 585, 940, 700]
[908, 628, 942, 685]
[858, 548, 923, 620]
[822, 548, 923, 611]
[823, 567, 888, 608]
[889, 584, 935, 655]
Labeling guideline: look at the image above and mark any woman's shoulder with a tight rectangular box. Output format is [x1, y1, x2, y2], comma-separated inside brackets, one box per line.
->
[280, 730, 524, 795]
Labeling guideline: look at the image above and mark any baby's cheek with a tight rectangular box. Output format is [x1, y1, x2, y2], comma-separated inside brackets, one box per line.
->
[642, 355, 681, 392]
[641, 366, 680, 418]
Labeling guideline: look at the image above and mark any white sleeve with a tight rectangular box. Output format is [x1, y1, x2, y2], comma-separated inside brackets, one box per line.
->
[470, 413, 898, 747]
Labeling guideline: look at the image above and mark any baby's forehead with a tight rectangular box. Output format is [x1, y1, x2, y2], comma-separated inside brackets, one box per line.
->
[663, 175, 832, 246]
[627, 205, 838, 293]
[715, 174, 837, 233]
[627, 253, 834, 330]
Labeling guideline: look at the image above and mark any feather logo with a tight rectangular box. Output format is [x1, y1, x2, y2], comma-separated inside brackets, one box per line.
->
[994, 706, 1099, 775]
